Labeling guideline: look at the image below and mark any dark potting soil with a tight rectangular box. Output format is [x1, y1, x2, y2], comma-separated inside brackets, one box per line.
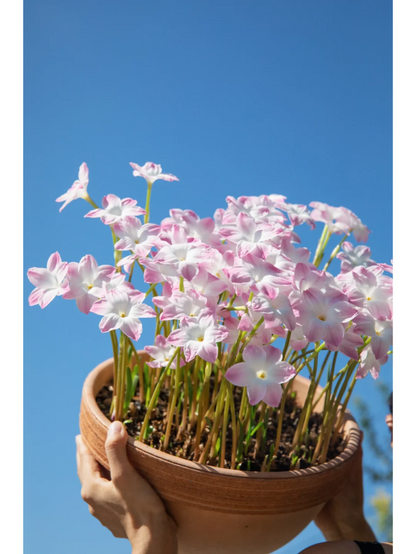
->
[96, 383, 345, 472]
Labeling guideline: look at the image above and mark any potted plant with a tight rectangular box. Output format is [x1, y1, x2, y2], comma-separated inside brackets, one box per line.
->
[27, 160, 393, 553]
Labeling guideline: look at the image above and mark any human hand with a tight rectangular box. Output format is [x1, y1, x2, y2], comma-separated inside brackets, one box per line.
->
[313, 438, 376, 542]
[76, 421, 178, 554]
[386, 414, 393, 447]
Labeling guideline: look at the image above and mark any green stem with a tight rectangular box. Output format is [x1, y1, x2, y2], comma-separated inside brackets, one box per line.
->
[255, 402, 267, 454]
[228, 382, 237, 469]
[163, 350, 183, 450]
[199, 379, 227, 464]
[331, 367, 359, 441]
[138, 347, 180, 442]
[295, 342, 327, 373]
[320, 362, 357, 462]
[289, 349, 316, 365]
[274, 379, 294, 454]
[282, 331, 292, 360]
[312, 224, 328, 266]
[115, 333, 127, 421]
[144, 182, 153, 224]
[193, 378, 209, 460]
[110, 330, 119, 415]
[126, 336, 145, 403]
[179, 363, 189, 435]
[145, 282, 159, 298]
[190, 359, 202, 428]
[238, 387, 248, 423]
[220, 388, 231, 467]
[322, 234, 349, 272]
[128, 262, 135, 283]
[84, 194, 99, 209]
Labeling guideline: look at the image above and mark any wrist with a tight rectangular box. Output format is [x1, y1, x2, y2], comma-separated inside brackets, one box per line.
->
[129, 514, 177, 554]
[317, 514, 377, 542]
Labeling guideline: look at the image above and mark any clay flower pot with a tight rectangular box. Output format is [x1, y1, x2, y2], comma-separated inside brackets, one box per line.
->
[80, 356, 361, 554]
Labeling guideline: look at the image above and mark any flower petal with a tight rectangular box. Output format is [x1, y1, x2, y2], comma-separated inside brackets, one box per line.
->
[262, 384, 283, 407]
[225, 363, 255, 387]
[247, 380, 267, 406]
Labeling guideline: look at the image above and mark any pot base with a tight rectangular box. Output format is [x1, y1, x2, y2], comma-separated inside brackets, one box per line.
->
[167, 501, 324, 554]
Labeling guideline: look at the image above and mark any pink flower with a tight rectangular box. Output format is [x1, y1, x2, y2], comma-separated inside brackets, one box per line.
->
[223, 195, 286, 225]
[237, 305, 284, 346]
[225, 345, 296, 407]
[63, 255, 115, 314]
[297, 288, 357, 346]
[345, 266, 393, 320]
[90, 289, 156, 341]
[113, 217, 161, 257]
[309, 202, 347, 234]
[251, 292, 297, 331]
[27, 252, 68, 308]
[168, 312, 229, 363]
[337, 242, 375, 273]
[353, 312, 392, 360]
[275, 202, 316, 229]
[199, 250, 236, 293]
[288, 324, 309, 352]
[219, 212, 277, 258]
[162, 209, 222, 249]
[280, 237, 310, 264]
[226, 253, 290, 299]
[187, 267, 229, 298]
[326, 325, 363, 360]
[356, 345, 388, 380]
[153, 289, 210, 322]
[129, 161, 179, 185]
[309, 202, 370, 242]
[56, 163, 89, 212]
[85, 194, 146, 225]
[140, 256, 179, 284]
[153, 225, 212, 281]
[336, 208, 370, 243]
[101, 273, 135, 295]
[144, 335, 184, 369]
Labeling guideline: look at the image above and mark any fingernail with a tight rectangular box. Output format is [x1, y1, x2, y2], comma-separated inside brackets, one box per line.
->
[108, 421, 123, 437]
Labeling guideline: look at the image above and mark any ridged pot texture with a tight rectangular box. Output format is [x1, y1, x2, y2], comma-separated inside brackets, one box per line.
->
[80, 356, 361, 554]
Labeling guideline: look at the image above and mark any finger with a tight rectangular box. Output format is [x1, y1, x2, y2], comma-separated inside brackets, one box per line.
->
[105, 421, 136, 485]
[76, 435, 103, 484]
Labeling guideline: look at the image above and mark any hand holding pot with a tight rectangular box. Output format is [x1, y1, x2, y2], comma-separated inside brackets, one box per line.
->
[76, 421, 177, 554]
[313, 439, 376, 542]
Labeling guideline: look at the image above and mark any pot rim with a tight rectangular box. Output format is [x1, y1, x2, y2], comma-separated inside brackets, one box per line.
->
[82, 356, 361, 481]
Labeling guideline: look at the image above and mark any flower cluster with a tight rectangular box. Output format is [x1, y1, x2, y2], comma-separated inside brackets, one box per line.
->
[28, 160, 392, 469]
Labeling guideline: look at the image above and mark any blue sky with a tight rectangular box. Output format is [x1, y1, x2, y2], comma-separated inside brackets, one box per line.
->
[24, 1, 392, 553]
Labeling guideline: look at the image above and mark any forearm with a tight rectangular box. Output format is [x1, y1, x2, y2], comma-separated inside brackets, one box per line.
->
[317, 514, 377, 543]
[130, 516, 177, 554]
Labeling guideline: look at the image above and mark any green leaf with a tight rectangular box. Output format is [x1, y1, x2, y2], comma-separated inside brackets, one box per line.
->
[123, 368, 133, 412]
[204, 416, 212, 430]
[247, 420, 264, 440]
[132, 375, 139, 397]
[132, 364, 139, 380]
[214, 436, 221, 457]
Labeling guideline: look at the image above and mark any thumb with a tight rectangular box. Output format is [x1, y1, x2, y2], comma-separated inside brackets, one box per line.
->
[105, 421, 134, 484]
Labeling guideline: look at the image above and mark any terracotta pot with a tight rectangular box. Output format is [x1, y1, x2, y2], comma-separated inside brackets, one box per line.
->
[80, 356, 361, 554]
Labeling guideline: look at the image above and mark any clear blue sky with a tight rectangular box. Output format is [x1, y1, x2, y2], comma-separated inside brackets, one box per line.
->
[24, 1, 392, 552]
